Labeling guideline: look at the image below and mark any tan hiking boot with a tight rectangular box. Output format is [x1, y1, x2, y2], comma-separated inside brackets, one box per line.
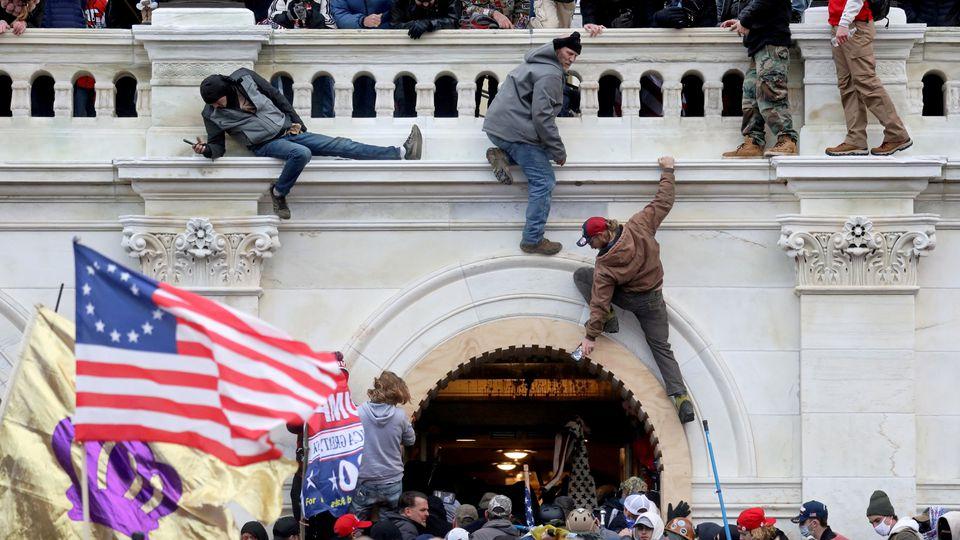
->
[825, 142, 869, 156]
[764, 135, 798, 157]
[722, 137, 765, 159]
[520, 238, 562, 256]
[871, 138, 913, 156]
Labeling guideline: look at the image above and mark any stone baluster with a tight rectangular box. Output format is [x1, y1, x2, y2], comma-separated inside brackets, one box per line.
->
[579, 80, 599, 117]
[334, 82, 353, 117]
[137, 83, 151, 118]
[415, 82, 435, 118]
[907, 81, 923, 115]
[704, 82, 722, 118]
[948, 81, 960, 118]
[788, 82, 804, 119]
[620, 81, 641, 117]
[11, 80, 29, 117]
[293, 82, 312, 120]
[663, 82, 683, 118]
[456, 81, 476, 118]
[95, 82, 116, 118]
[54, 81, 72, 117]
[375, 81, 394, 118]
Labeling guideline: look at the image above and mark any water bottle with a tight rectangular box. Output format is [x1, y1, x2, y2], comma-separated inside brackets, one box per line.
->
[570, 344, 584, 362]
[831, 25, 857, 47]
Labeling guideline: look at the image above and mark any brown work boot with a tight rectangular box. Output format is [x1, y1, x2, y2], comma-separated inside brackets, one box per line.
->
[764, 135, 798, 157]
[871, 138, 913, 156]
[520, 238, 562, 256]
[722, 137, 765, 159]
[825, 142, 869, 156]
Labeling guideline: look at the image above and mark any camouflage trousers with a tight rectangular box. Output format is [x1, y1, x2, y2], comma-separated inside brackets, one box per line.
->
[742, 45, 798, 144]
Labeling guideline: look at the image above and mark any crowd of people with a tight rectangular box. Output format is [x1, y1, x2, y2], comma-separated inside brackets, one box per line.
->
[241, 480, 960, 540]
[2, 0, 959, 36]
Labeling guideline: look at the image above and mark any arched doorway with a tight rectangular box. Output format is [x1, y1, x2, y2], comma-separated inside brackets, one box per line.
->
[406, 345, 663, 508]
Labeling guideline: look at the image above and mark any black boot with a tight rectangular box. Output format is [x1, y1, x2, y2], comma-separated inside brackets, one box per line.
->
[270, 186, 291, 220]
[672, 393, 695, 424]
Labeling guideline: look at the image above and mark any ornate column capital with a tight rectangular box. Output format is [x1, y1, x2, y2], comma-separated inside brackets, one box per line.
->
[120, 216, 280, 296]
[777, 214, 938, 294]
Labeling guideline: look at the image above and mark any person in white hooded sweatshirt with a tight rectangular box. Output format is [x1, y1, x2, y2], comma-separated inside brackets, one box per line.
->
[631, 512, 664, 540]
[350, 371, 416, 520]
[866, 490, 923, 540]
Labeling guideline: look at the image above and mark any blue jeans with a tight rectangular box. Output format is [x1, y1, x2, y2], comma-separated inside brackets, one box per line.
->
[792, 0, 810, 15]
[253, 132, 400, 196]
[487, 133, 557, 245]
[349, 479, 403, 520]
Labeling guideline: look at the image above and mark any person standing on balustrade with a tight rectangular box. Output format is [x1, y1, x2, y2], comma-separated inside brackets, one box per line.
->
[193, 68, 422, 220]
[719, 0, 799, 158]
[482, 32, 582, 256]
[823, 0, 913, 157]
[389, 0, 459, 39]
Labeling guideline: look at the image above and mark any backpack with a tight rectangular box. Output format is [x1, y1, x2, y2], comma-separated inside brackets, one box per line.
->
[868, 0, 890, 22]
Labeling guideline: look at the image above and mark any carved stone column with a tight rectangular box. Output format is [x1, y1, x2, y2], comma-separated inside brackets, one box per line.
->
[415, 82, 435, 118]
[133, 8, 271, 156]
[10, 80, 29, 117]
[775, 157, 944, 537]
[334, 82, 353, 117]
[620, 81, 641, 117]
[116, 160, 279, 314]
[375, 81, 394, 118]
[95, 82, 115, 118]
[456, 81, 476, 118]
[54, 82, 72, 117]
[704, 82, 722, 118]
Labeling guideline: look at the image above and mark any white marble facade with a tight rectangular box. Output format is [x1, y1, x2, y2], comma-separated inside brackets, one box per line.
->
[2, 7, 960, 540]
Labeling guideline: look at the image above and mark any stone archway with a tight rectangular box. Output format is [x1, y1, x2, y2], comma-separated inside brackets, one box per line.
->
[408, 334, 687, 506]
[343, 253, 758, 510]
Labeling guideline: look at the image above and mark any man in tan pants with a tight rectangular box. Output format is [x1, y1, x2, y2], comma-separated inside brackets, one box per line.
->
[530, 0, 575, 28]
[825, 0, 912, 156]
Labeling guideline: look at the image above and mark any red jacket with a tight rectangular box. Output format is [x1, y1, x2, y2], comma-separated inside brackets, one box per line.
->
[828, 0, 872, 26]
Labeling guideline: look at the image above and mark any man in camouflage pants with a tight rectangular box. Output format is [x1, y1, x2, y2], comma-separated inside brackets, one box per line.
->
[720, 0, 799, 158]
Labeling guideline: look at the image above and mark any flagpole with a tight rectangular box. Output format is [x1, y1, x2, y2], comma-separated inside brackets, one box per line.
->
[80, 441, 92, 540]
[300, 422, 309, 539]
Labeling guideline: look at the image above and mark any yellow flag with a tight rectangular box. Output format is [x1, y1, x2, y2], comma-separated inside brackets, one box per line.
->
[0, 307, 296, 539]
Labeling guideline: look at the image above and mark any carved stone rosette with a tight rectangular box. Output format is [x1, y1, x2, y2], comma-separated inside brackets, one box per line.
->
[778, 215, 937, 292]
[120, 217, 280, 290]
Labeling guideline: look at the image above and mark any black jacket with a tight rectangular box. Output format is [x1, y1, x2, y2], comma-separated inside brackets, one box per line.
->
[381, 511, 423, 540]
[201, 68, 306, 158]
[389, 0, 458, 29]
[271, 0, 334, 28]
[1, 0, 44, 26]
[901, 0, 960, 26]
[649, 0, 717, 28]
[580, 0, 644, 27]
[105, 0, 141, 28]
[737, 0, 791, 57]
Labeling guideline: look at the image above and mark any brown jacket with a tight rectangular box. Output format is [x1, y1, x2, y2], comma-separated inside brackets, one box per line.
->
[585, 170, 675, 339]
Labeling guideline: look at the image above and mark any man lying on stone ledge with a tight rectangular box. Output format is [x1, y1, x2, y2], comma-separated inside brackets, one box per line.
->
[192, 68, 423, 220]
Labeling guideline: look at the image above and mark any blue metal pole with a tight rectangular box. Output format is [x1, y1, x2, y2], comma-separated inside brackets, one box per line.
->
[703, 420, 734, 540]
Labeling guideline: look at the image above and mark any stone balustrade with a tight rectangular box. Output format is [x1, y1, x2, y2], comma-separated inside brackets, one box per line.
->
[0, 7, 958, 161]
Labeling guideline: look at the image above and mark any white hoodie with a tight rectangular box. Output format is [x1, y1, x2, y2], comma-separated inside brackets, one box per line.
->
[889, 517, 923, 539]
[634, 511, 664, 540]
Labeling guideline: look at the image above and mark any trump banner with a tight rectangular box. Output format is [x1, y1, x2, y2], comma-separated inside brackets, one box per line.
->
[302, 372, 364, 518]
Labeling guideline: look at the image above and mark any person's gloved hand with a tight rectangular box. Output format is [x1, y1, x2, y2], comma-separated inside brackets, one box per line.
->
[667, 500, 691, 520]
[654, 6, 687, 28]
[408, 20, 432, 38]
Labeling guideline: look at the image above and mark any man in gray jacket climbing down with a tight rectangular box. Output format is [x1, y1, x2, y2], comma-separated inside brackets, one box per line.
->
[350, 371, 416, 519]
[483, 32, 582, 256]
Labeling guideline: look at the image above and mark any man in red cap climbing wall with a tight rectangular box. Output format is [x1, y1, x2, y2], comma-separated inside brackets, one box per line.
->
[571, 155, 694, 424]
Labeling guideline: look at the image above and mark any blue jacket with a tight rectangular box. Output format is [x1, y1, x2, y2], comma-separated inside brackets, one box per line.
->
[42, 0, 85, 28]
[331, 0, 394, 27]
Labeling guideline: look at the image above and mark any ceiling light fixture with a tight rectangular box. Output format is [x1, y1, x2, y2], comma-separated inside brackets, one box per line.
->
[455, 439, 477, 442]
[496, 462, 517, 471]
[503, 451, 529, 460]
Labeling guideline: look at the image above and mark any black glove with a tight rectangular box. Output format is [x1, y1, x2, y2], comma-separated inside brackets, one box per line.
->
[654, 6, 687, 28]
[667, 500, 691, 521]
[408, 20, 430, 38]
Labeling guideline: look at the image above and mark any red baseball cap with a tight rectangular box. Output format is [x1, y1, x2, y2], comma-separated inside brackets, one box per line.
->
[334, 514, 373, 537]
[737, 507, 775, 531]
[577, 217, 608, 247]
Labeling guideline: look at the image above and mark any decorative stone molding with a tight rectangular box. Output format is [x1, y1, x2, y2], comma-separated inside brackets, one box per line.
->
[778, 215, 938, 293]
[120, 216, 280, 290]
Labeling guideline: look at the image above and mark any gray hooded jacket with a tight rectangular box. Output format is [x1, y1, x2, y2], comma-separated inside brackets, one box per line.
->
[482, 43, 566, 163]
[357, 401, 416, 484]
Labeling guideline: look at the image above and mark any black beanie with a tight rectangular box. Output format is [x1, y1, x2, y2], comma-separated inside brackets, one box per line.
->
[241, 521, 269, 540]
[200, 74, 233, 104]
[553, 31, 582, 54]
[866, 490, 896, 517]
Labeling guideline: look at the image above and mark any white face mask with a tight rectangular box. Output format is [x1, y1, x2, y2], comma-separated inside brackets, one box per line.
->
[874, 520, 892, 536]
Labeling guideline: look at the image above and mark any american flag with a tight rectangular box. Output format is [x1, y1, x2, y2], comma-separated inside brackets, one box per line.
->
[72, 242, 342, 465]
[523, 465, 535, 527]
